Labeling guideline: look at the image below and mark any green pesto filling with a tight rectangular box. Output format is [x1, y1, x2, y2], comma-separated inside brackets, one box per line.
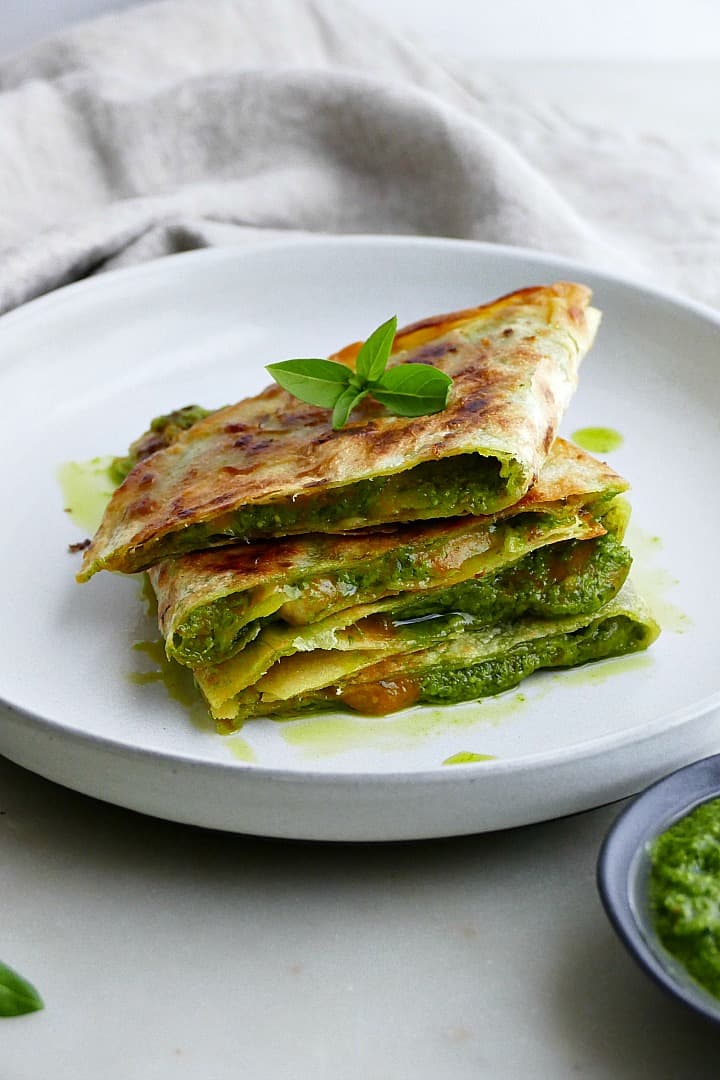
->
[169, 507, 545, 666]
[152, 452, 515, 563]
[115, 408, 519, 550]
[169, 530, 631, 667]
[649, 798, 720, 1000]
[395, 532, 631, 622]
[414, 614, 647, 704]
[237, 614, 651, 723]
[276, 509, 558, 621]
[173, 595, 260, 665]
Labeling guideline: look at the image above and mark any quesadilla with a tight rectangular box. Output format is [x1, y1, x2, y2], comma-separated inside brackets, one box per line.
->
[148, 437, 629, 668]
[194, 582, 659, 728]
[78, 282, 600, 580]
[192, 527, 632, 720]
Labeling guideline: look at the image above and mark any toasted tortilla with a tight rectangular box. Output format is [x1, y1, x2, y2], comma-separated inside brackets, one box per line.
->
[79, 283, 600, 579]
[193, 529, 633, 717]
[203, 581, 658, 728]
[148, 437, 626, 668]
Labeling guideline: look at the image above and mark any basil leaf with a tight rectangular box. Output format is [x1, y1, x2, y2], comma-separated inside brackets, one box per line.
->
[332, 386, 369, 430]
[354, 315, 397, 382]
[0, 962, 43, 1017]
[265, 359, 350, 408]
[265, 318, 454, 424]
[371, 364, 452, 417]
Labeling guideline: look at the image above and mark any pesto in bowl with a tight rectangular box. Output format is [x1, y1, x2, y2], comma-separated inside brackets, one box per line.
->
[648, 797, 720, 1000]
[598, 754, 720, 1027]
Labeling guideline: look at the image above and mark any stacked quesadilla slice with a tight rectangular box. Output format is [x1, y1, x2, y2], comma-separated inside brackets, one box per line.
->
[77, 283, 659, 731]
[78, 283, 598, 579]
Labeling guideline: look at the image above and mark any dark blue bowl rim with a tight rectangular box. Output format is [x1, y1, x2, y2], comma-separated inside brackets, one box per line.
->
[597, 752, 720, 1026]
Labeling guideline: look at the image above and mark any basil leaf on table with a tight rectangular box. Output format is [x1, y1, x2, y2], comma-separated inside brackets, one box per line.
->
[0, 961, 44, 1017]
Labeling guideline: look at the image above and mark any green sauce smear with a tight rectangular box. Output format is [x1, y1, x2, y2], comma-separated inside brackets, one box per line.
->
[649, 797, 720, 1000]
[276, 693, 527, 757]
[570, 427, 624, 454]
[129, 640, 214, 732]
[442, 752, 495, 765]
[624, 524, 690, 634]
[57, 456, 116, 533]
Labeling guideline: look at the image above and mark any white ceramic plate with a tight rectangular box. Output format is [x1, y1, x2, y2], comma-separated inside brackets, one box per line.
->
[1, 237, 719, 840]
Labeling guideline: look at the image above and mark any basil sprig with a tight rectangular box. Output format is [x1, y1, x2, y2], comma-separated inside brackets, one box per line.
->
[266, 316, 452, 429]
[0, 961, 43, 1017]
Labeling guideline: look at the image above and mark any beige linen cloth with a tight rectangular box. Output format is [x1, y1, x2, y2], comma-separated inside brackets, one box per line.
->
[0, 0, 718, 314]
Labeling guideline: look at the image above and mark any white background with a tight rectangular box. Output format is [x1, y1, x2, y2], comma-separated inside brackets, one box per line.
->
[4, 0, 719, 139]
[4, 0, 720, 58]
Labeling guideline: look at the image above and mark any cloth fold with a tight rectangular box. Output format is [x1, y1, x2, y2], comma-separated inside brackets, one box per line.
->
[1, 0, 718, 314]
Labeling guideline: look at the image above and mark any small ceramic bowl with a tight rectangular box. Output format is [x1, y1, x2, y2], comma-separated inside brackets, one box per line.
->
[597, 753, 720, 1026]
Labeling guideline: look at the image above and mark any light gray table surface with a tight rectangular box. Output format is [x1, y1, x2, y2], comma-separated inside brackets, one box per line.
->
[3, 7, 720, 1075]
[3, 744, 720, 1079]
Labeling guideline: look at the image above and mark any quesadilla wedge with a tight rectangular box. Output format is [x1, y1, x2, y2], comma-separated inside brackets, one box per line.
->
[198, 581, 659, 729]
[78, 282, 600, 580]
[148, 437, 628, 668]
[192, 527, 633, 719]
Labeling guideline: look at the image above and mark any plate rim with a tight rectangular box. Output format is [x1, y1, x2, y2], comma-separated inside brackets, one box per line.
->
[3, 234, 720, 336]
[1, 668, 719, 789]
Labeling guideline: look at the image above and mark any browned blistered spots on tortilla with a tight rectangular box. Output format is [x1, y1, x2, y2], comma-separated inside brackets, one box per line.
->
[408, 341, 458, 364]
[80, 283, 599, 578]
[399, 309, 468, 337]
[328, 420, 383, 441]
[145, 437, 626, 639]
[543, 426, 555, 453]
[173, 539, 301, 579]
[128, 496, 158, 518]
[134, 434, 164, 460]
[513, 437, 627, 509]
[454, 395, 492, 417]
[308, 431, 334, 448]
[393, 283, 586, 350]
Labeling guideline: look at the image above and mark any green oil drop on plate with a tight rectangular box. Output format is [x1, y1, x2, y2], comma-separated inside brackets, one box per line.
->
[226, 736, 257, 763]
[570, 427, 624, 454]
